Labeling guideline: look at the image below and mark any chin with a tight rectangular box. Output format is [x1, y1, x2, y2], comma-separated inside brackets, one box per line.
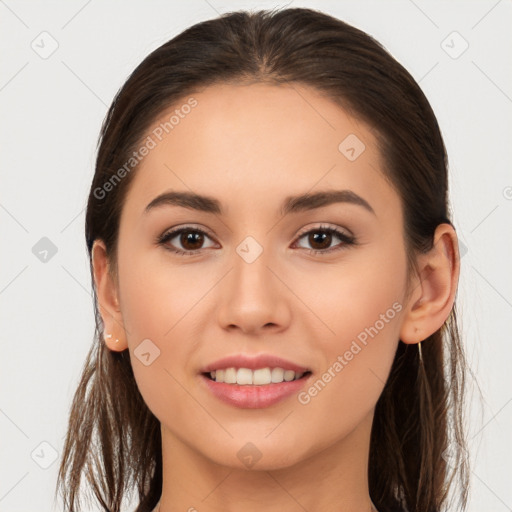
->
[202, 438, 311, 472]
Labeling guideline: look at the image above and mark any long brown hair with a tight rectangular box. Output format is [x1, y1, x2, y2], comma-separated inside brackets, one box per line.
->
[56, 7, 470, 511]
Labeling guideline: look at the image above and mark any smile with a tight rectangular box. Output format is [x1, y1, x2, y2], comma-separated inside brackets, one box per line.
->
[199, 353, 312, 408]
[206, 367, 309, 385]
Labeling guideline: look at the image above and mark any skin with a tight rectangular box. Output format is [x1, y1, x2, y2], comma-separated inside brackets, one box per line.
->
[92, 83, 460, 512]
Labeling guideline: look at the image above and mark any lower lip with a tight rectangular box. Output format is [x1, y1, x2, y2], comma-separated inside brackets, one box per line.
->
[200, 374, 311, 409]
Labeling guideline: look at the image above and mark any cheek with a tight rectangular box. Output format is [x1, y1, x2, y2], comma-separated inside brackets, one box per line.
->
[294, 243, 406, 408]
[117, 240, 207, 340]
[294, 297, 403, 449]
[296, 245, 406, 347]
[116, 247, 207, 413]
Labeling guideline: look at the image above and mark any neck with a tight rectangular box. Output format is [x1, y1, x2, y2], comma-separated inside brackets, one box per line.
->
[156, 410, 376, 512]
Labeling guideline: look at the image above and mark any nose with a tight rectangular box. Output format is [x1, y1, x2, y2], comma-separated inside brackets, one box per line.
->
[216, 248, 292, 335]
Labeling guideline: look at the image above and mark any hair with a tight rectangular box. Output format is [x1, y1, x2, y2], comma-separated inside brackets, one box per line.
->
[56, 7, 470, 512]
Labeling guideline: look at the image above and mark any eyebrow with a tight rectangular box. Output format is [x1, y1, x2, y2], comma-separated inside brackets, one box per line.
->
[144, 189, 375, 216]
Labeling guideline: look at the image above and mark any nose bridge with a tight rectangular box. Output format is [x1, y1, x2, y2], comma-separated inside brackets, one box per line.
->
[231, 234, 276, 302]
[216, 233, 290, 332]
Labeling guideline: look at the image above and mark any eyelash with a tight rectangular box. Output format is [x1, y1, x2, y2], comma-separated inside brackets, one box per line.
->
[156, 224, 356, 256]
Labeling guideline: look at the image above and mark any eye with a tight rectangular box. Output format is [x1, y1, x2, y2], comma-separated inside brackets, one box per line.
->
[293, 224, 356, 255]
[157, 226, 217, 255]
[157, 224, 356, 256]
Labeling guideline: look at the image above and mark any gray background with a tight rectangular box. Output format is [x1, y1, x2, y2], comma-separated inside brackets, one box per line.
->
[1, 0, 511, 510]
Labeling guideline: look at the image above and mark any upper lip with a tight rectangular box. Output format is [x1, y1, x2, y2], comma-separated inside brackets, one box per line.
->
[201, 354, 310, 374]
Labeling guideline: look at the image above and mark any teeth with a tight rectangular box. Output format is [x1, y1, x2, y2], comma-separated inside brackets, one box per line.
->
[284, 370, 295, 382]
[224, 367, 237, 384]
[210, 367, 305, 385]
[271, 367, 284, 383]
[237, 368, 253, 385]
[253, 368, 271, 385]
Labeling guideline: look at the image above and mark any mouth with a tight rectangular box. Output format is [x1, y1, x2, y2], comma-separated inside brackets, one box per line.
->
[199, 355, 313, 408]
[202, 367, 312, 385]
[199, 354, 313, 408]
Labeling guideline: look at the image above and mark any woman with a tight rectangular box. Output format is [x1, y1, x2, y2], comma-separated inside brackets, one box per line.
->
[56, 7, 470, 512]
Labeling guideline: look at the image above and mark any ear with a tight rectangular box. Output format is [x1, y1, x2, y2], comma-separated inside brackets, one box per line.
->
[399, 223, 460, 344]
[92, 239, 128, 351]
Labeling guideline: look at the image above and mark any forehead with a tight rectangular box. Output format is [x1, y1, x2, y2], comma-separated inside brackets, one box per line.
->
[121, 82, 398, 220]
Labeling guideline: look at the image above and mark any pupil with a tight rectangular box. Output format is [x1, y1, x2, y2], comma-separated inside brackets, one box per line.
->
[310, 231, 330, 249]
[181, 231, 203, 250]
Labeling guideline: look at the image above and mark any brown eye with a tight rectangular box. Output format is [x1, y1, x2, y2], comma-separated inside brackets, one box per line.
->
[307, 231, 333, 250]
[294, 226, 356, 254]
[157, 227, 216, 255]
[179, 230, 205, 250]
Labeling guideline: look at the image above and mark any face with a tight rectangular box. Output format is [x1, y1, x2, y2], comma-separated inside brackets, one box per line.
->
[112, 82, 411, 469]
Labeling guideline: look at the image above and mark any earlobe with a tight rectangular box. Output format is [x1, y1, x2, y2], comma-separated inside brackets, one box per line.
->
[91, 240, 128, 351]
[399, 223, 460, 344]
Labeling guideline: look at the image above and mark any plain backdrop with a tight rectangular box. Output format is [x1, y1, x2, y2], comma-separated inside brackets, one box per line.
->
[1, 1, 511, 511]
